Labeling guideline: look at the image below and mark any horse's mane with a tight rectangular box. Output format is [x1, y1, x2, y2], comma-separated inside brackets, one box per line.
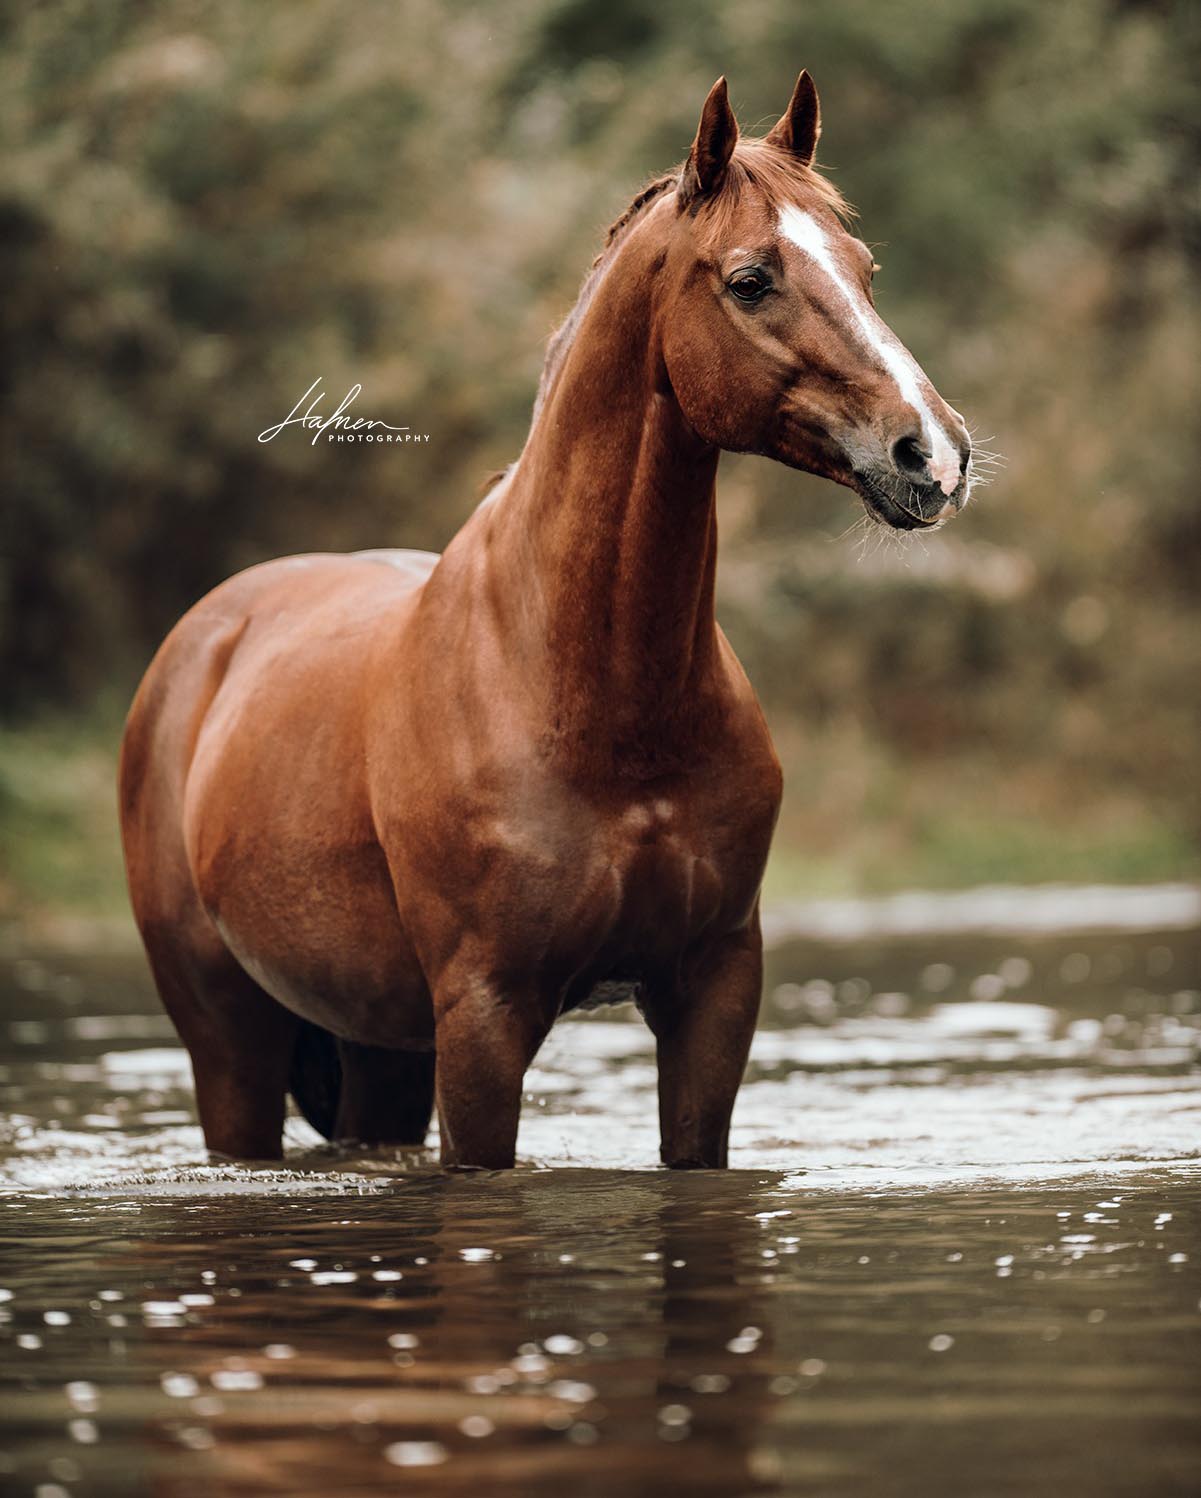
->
[480, 140, 853, 495]
[523, 171, 679, 433]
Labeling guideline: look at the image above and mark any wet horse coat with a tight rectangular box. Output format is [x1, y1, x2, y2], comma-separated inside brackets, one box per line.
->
[120, 73, 973, 1166]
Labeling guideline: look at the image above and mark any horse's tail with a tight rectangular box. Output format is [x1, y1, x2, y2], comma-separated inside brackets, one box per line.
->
[288, 1019, 342, 1141]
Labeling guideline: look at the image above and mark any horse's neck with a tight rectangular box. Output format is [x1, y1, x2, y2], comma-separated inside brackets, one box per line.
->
[486, 232, 722, 773]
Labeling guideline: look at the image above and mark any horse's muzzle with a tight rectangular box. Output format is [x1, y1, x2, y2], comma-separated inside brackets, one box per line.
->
[853, 468, 967, 531]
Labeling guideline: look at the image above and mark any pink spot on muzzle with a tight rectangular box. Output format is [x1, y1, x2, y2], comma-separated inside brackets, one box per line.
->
[930, 447, 960, 496]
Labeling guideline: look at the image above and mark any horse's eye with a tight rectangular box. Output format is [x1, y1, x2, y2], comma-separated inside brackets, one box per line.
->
[727, 270, 770, 304]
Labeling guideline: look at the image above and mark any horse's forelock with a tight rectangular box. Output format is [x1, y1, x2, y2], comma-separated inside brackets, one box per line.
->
[693, 140, 855, 243]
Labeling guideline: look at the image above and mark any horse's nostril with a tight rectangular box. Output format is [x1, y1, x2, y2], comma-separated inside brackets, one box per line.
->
[890, 434, 931, 482]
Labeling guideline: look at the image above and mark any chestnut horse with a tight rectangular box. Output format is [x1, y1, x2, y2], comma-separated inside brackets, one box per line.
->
[120, 73, 972, 1168]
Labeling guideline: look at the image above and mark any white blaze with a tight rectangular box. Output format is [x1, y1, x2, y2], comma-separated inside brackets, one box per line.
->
[777, 204, 961, 495]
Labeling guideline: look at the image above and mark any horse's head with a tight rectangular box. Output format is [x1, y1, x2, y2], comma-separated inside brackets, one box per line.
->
[660, 74, 973, 530]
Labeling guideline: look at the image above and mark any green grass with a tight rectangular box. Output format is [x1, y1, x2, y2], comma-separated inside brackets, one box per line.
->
[759, 725, 1199, 903]
[762, 806, 1199, 903]
[0, 703, 131, 928]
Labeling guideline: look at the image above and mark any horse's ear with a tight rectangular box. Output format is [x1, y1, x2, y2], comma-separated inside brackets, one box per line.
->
[679, 77, 738, 209]
[765, 69, 821, 166]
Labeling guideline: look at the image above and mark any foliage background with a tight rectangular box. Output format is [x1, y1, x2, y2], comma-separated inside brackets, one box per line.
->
[1, 0, 1198, 929]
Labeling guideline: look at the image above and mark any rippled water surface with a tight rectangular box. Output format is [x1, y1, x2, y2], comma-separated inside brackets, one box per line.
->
[1, 895, 1198, 1495]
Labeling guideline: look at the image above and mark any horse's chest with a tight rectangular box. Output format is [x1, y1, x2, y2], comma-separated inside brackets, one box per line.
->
[537, 794, 759, 1012]
[393, 760, 777, 1005]
[564, 793, 758, 965]
[608, 798, 712, 909]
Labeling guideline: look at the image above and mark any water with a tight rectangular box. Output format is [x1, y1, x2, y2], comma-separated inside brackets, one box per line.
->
[1, 892, 1199, 1495]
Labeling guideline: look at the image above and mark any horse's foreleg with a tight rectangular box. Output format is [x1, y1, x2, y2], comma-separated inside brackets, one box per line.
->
[651, 924, 763, 1169]
[432, 977, 550, 1169]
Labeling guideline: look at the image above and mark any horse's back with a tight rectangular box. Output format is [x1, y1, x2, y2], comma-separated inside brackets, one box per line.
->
[125, 545, 436, 737]
[120, 548, 439, 901]
[180, 547, 440, 652]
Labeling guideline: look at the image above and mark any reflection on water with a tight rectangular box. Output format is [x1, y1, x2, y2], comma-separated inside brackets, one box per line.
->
[1, 1176, 1199, 1496]
[0, 900, 1198, 1494]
